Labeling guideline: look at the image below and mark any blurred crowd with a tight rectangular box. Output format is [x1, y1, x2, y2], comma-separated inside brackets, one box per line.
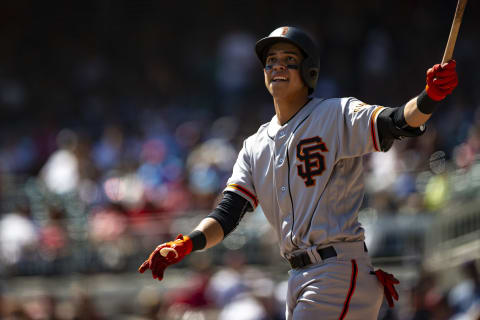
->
[1, 0, 480, 319]
[1, 252, 479, 320]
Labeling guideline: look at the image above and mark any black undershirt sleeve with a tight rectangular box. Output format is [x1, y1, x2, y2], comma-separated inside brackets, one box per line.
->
[207, 191, 253, 238]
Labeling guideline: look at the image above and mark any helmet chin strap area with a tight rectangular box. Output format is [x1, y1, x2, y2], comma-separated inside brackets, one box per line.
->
[265, 64, 299, 71]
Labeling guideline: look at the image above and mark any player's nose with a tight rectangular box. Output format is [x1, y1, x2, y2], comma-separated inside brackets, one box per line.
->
[272, 62, 287, 71]
[269, 63, 287, 75]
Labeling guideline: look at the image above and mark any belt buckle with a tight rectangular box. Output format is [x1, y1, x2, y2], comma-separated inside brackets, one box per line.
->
[289, 251, 311, 269]
[288, 252, 300, 269]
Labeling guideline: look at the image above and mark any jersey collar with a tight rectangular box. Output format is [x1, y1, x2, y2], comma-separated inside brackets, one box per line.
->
[267, 98, 317, 139]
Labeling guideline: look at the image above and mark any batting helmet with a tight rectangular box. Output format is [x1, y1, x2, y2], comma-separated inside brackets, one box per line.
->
[255, 26, 320, 92]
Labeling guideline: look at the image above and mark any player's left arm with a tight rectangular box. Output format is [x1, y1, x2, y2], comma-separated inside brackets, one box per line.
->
[376, 60, 458, 151]
[404, 60, 458, 127]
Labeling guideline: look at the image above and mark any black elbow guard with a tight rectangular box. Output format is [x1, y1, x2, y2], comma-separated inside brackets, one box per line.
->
[377, 105, 426, 152]
[207, 192, 253, 238]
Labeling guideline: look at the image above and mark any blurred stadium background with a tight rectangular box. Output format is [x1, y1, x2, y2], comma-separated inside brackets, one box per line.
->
[1, 1, 480, 319]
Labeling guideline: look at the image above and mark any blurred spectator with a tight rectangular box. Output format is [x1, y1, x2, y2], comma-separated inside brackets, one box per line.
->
[38, 206, 69, 267]
[207, 251, 249, 308]
[39, 129, 80, 195]
[449, 261, 480, 317]
[92, 124, 124, 172]
[88, 203, 133, 271]
[0, 197, 38, 268]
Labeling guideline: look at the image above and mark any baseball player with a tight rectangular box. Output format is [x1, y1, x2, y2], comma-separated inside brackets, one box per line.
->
[139, 26, 458, 319]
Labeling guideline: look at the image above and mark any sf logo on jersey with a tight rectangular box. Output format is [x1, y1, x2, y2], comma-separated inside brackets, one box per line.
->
[296, 136, 329, 187]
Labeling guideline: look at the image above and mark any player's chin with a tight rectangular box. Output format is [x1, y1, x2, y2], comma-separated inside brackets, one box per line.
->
[268, 81, 289, 94]
[270, 80, 289, 87]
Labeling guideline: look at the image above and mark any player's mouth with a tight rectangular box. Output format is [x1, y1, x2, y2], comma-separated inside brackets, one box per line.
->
[271, 75, 288, 83]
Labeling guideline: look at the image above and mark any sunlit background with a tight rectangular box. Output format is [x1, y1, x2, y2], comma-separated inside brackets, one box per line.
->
[1, 1, 479, 319]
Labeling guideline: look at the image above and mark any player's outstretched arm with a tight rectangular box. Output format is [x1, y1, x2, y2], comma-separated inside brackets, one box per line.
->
[138, 217, 223, 281]
[404, 60, 458, 128]
[138, 191, 252, 281]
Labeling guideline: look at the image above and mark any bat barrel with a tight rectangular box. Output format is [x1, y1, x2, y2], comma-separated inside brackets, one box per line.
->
[442, 0, 468, 63]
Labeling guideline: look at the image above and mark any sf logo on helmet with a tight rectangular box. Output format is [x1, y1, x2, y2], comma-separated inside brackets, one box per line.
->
[296, 136, 329, 187]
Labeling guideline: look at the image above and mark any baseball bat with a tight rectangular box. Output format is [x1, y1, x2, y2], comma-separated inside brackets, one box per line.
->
[442, 0, 468, 63]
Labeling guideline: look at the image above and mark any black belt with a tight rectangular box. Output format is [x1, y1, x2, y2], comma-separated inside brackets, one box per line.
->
[287, 243, 368, 269]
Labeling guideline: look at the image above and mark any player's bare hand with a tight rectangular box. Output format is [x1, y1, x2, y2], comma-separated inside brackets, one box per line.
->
[138, 234, 193, 281]
[375, 269, 400, 308]
[425, 60, 458, 101]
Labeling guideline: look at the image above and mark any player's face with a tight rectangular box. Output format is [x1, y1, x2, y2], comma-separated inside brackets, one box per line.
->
[264, 42, 306, 98]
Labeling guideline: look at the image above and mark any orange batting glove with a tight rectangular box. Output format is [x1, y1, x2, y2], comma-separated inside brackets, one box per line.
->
[375, 269, 400, 308]
[138, 234, 193, 281]
[425, 60, 458, 101]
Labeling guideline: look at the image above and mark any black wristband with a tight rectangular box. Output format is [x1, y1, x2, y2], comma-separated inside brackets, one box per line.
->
[188, 230, 207, 251]
[417, 89, 440, 114]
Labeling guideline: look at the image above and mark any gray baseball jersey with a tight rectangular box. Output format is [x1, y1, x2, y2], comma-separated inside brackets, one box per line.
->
[224, 97, 385, 258]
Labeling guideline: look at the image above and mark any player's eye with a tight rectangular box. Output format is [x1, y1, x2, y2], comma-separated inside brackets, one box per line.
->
[266, 57, 277, 65]
[287, 56, 297, 63]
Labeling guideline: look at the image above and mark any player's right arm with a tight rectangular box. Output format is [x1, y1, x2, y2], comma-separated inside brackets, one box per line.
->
[139, 139, 257, 281]
[138, 191, 253, 281]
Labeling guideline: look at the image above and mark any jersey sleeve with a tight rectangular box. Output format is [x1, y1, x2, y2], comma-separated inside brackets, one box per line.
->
[224, 139, 259, 209]
[337, 97, 386, 158]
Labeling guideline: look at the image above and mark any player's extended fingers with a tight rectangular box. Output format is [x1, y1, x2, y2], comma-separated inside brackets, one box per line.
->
[138, 260, 150, 273]
[151, 262, 161, 280]
[386, 273, 400, 284]
[156, 268, 165, 281]
[384, 289, 395, 308]
[153, 261, 167, 281]
[383, 279, 399, 301]
[148, 246, 165, 268]
[386, 284, 399, 300]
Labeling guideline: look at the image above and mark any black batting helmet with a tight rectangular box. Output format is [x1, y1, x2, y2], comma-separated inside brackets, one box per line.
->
[255, 26, 320, 93]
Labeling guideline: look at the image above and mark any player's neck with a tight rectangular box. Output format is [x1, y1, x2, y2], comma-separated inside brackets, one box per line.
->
[273, 94, 310, 125]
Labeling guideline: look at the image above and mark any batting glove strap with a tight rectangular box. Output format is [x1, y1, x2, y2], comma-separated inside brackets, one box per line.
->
[374, 269, 400, 308]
